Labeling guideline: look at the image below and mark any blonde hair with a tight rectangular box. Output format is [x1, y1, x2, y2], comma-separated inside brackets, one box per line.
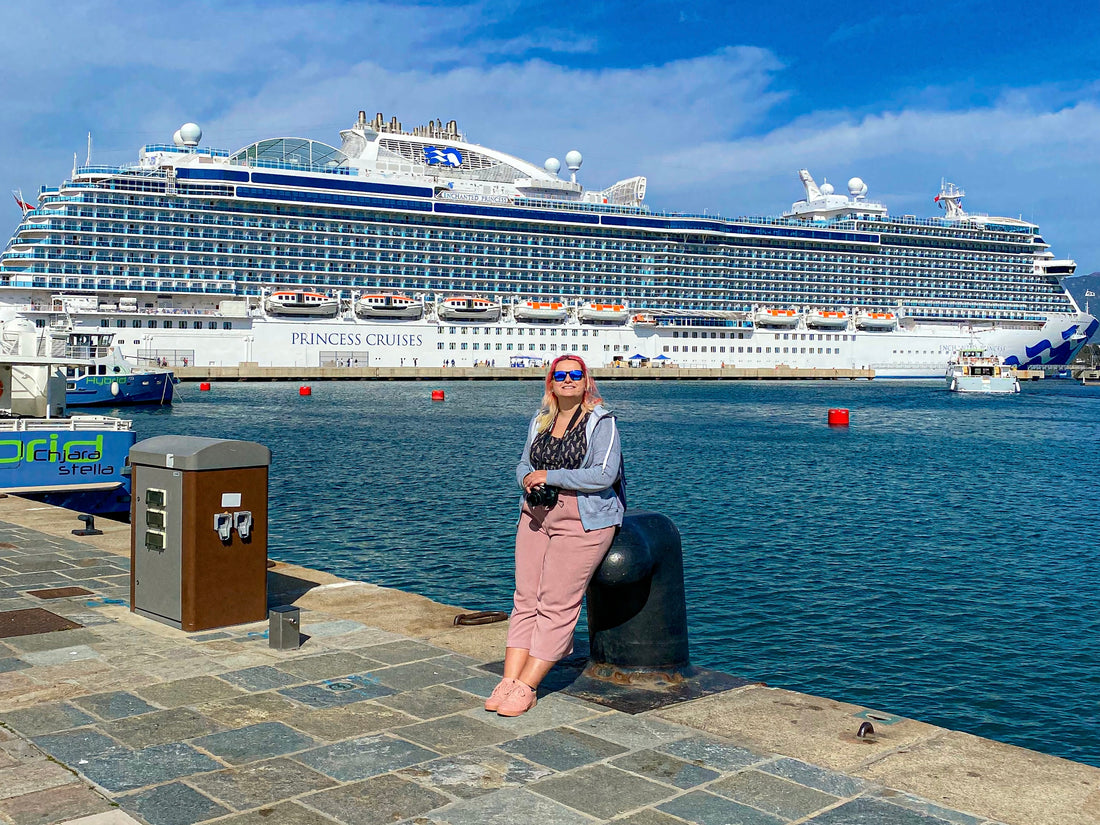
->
[534, 355, 603, 433]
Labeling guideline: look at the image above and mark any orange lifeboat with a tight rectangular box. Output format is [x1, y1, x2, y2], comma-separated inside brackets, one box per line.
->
[754, 307, 800, 327]
[807, 310, 849, 329]
[264, 290, 339, 317]
[355, 293, 423, 319]
[513, 300, 567, 321]
[856, 311, 898, 330]
[578, 302, 629, 324]
[438, 296, 502, 322]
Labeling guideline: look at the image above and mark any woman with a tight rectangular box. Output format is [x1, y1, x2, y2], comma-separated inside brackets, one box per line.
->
[486, 355, 625, 717]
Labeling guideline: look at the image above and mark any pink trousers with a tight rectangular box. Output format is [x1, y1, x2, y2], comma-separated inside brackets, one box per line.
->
[507, 491, 618, 662]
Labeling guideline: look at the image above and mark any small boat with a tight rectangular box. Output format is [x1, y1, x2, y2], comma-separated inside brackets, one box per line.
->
[355, 293, 423, 319]
[806, 310, 849, 329]
[631, 313, 657, 327]
[0, 341, 135, 515]
[856, 311, 898, 330]
[438, 296, 502, 322]
[946, 348, 1020, 394]
[578, 302, 629, 324]
[514, 300, 568, 322]
[755, 308, 800, 327]
[63, 331, 177, 407]
[264, 290, 340, 317]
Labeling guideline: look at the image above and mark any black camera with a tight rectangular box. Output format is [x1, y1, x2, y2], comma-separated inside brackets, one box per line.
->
[525, 484, 560, 508]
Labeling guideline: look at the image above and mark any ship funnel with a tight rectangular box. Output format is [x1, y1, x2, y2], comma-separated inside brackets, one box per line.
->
[358, 110, 366, 127]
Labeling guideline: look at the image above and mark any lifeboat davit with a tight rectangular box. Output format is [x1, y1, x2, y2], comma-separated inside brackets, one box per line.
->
[513, 300, 567, 322]
[755, 308, 800, 327]
[264, 290, 340, 317]
[355, 293, 423, 319]
[856, 311, 898, 330]
[807, 310, 849, 330]
[578, 302, 629, 324]
[438, 296, 502, 322]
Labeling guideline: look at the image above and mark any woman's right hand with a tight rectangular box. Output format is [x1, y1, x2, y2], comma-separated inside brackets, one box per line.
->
[522, 470, 548, 493]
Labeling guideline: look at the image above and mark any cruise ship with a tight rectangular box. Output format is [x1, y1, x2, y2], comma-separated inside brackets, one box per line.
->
[2, 111, 1095, 376]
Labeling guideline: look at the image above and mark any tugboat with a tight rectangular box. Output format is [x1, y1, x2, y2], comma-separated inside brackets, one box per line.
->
[63, 330, 177, 407]
[946, 348, 1020, 394]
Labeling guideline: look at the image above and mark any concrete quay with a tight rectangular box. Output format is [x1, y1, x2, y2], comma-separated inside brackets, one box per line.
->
[172, 365, 875, 382]
[0, 498, 1097, 825]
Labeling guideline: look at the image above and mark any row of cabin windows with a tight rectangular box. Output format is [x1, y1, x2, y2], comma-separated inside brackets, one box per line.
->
[99, 319, 233, 330]
[437, 342, 590, 352]
[662, 345, 839, 354]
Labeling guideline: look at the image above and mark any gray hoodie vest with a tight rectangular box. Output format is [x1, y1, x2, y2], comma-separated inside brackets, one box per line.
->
[516, 403, 625, 531]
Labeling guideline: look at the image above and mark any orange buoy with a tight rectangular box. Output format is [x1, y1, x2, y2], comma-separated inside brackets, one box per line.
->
[828, 408, 850, 426]
[299, 386, 312, 396]
[431, 390, 445, 401]
[199, 382, 211, 391]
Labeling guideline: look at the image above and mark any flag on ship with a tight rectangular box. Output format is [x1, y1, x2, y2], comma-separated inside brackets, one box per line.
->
[11, 191, 34, 214]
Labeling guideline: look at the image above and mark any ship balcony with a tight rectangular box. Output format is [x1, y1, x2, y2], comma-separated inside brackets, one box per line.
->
[74, 165, 126, 177]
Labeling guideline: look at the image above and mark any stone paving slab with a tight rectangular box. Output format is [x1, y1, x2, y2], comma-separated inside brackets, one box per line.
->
[295, 732, 440, 781]
[118, 782, 231, 825]
[0, 515, 1032, 825]
[396, 746, 555, 799]
[530, 762, 677, 819]
[0, 782, 117, 825]
[185, 755, 338, 810]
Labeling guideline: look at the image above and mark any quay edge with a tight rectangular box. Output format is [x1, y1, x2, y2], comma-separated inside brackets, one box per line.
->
[0, 495, 1095, 825]
[172, 365, 876, 381]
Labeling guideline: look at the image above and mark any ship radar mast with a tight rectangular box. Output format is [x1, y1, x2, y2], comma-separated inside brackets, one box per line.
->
[935, 179, 967, 220]
[565, 150, 583, 183]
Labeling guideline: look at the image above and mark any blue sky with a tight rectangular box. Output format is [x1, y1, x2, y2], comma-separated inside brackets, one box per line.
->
[5, 0, 1100, 272]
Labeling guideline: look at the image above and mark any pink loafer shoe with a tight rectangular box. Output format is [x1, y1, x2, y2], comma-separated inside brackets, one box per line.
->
[496, 681, 537, 717]
[484, 678, 519, 712]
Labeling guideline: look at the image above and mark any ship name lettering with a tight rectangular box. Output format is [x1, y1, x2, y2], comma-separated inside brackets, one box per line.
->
[0, 435, 106, 466]
[291, 332, 423, 347]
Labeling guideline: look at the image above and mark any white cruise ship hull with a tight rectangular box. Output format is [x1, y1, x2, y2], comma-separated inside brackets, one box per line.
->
[8, 303, 1088, 377]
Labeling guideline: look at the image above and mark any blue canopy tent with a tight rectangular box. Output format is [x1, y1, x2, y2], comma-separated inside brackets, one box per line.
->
[653, 354, 670, 360]
[629, 353, 647, 360]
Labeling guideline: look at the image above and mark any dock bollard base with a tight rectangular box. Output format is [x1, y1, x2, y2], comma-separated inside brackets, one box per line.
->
[269, 606, 301, 650]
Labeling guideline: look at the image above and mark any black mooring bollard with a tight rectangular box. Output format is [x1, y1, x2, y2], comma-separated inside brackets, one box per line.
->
[585, 510, 690, 676]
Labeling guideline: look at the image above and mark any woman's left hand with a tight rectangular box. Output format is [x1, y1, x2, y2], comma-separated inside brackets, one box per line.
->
[522, 470, 548, 492]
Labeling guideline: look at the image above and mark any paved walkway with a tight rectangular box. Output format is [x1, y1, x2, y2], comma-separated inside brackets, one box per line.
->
[0, 518, 1039, 825]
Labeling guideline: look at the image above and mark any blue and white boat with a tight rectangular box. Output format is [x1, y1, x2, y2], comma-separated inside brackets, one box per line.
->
[62, 330, 177, 407]
[0, 342, 134, 514]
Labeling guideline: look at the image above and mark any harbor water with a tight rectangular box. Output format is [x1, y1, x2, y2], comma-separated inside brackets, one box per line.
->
[125, 378, 1100, 766]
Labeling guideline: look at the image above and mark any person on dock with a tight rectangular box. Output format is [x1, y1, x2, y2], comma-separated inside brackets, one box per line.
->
[486, 355, 625, 717]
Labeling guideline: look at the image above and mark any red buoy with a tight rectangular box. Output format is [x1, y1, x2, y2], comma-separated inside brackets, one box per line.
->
[828, 408, 850, 426]
[299, 386, 312, 396]
[199, 382, 211, 392]
[431, 390, 445, 401]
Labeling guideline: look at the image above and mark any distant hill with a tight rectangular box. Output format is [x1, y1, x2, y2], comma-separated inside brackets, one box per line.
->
[1062, 272, 1100, 314]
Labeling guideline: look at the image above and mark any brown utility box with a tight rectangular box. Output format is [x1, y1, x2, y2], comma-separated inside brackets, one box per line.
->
[129, 436, 271, 631]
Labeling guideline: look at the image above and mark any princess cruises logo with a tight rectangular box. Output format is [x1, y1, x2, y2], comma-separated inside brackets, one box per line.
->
[423, 146, 463, 167]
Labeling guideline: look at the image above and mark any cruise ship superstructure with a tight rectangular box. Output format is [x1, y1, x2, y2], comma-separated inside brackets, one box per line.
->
[1, 112, 1095, 376]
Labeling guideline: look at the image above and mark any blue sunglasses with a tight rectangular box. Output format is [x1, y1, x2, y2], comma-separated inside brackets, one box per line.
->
[552, 369, 585, 382]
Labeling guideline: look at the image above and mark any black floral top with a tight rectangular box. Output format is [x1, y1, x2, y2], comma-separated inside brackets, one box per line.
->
[530, 412, 590, 471]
